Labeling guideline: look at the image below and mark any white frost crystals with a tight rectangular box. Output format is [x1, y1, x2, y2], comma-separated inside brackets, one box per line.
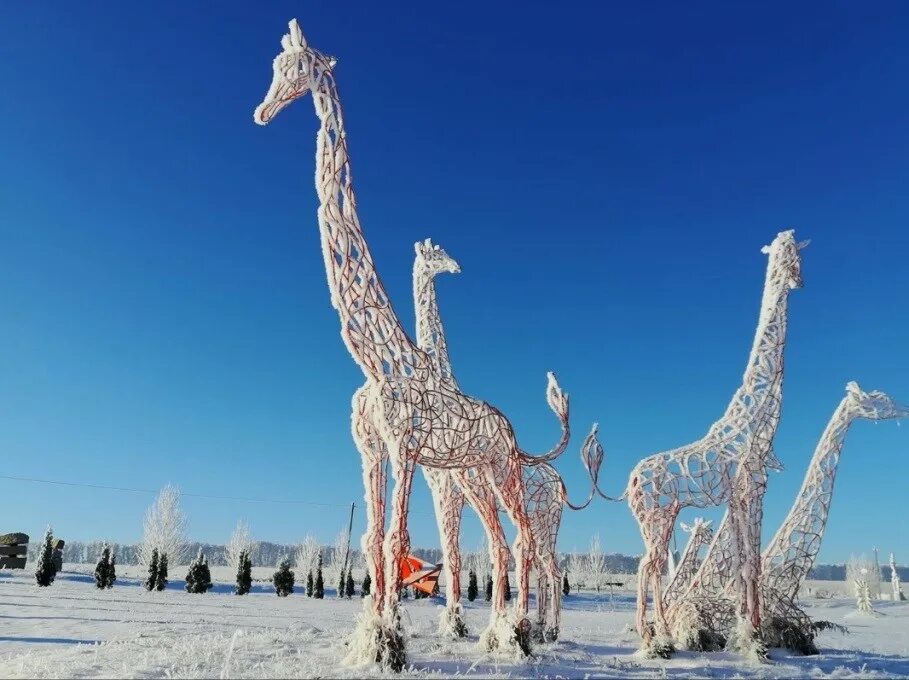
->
[139, 484, 187, 567]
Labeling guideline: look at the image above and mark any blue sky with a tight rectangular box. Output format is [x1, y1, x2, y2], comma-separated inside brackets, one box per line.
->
[1, 2, 907, 564]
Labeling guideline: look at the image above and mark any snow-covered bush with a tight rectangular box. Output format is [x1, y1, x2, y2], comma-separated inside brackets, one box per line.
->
[467, 569, 478, 601]
[35, 527, 56, 587]
[94, 544, 115, 589]
[345, 568, 355, 598]
[185, 549, 213, 594]
[273, 559, 295, 597]
[314, 552, 325, 599]
[140, 485, 187, 567]
[235, 549, 252, 595]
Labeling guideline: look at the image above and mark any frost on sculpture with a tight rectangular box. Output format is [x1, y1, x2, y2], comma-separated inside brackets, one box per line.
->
[254, 20, 578, 671]
[411, 237, 604, 644]
[602, 230, 805, 656]
[891, 553, 905, 602]
[669, 382, 907, 653]
[661, 518, 713, 613]
[758, 383, 907, 651]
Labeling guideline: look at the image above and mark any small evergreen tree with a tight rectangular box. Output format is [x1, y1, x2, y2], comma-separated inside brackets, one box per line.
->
[306, 570, 314, 597]
[338, 567, 346, 598]
[236, 549, 252, 595]
[504, 572, 512, 601]
[467, 569, 478, 601]
[562, 573, 570, 596]
[345, 568, 355, 598]
[156, 552, 169, 591]
[144, 548, 159, 591]
[35, 527, 56, 587]
[361, 572, 371, 597]
[273, 559, 295, 597]
[186, 549, 213, 594]
[485, 574, 493, 601]
[94, 545, 111, 589]
[314, 552, 324, 599]
[106, 551, 116, 588]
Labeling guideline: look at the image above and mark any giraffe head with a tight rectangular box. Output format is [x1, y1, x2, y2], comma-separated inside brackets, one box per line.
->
[761, 229, 809, 290]
[680, 517, 714, 547]
[844, 381, 909, 421]
[254, 20, 336, 126]
[414, 238, 461, 278]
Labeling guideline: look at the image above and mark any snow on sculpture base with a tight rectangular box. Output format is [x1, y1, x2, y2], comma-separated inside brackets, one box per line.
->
[668, 598, 729, 652]
[343, 601, 406, 673]
[437, 603, 468, 639]
[479, 611, 533, 658]
[725, 618, 768, 663]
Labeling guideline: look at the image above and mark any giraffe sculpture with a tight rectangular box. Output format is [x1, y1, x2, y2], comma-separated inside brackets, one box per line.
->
[759, 382, 907, 652]
[661, 518, 713, 612]
[254, 21, 572, 669]
[412, 237, 604, 643]
[669, 382, 908, 652]
[601, 230, 805, 654]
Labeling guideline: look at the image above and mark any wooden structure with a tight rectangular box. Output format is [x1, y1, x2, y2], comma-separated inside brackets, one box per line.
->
[0, 533, 29, 569]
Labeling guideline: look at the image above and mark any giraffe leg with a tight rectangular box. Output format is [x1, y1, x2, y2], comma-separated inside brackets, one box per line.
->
[434, 475, 467, 638]
[456, 470, 521, 654]
[344, 397, 389, 667]
[493, 462, 534, 655]
[375, 449, 416, 673]
[635, 549, 652, 645]
[545, 555, 562, 642]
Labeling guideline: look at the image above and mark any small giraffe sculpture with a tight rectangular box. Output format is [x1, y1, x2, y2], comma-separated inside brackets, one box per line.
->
[669, 382, 908, 651]
[412, 238, 603, 643]
[662, 518, 713, 611]
[601, 230, 805, 653]
[254, 21, 572, 669]
[759, 382, 907, 651]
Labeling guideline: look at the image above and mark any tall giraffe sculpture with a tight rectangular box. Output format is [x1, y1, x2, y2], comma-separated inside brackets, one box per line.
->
[599, 230, 805, 654]
[760, 382, 907, 652]
[661, 518, 713, 612]
[412, 238, 604, 643]
[254, 21, 572, 669]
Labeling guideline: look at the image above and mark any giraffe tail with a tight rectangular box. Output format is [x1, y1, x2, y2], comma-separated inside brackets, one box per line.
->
[564, 423, 605, 511]
[517, 372, 571, 466]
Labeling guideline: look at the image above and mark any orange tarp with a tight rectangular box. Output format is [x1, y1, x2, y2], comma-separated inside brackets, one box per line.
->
[399, 555, 442, 595]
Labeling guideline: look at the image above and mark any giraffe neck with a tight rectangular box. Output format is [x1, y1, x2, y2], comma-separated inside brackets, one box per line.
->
[413, 265, 457, 386]
[760, 397, 855, 599]
[309, 65, 425, 381]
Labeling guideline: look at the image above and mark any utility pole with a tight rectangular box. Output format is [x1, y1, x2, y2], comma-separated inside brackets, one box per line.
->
[340, 502, 356, 578]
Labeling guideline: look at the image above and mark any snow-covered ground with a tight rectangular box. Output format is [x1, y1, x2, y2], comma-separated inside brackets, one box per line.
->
[2, 565, 908, 678]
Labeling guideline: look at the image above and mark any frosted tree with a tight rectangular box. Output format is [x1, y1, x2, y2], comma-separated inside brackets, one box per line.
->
[140, 485, 187, 567]
[891, 553, 905, 601]
[35, 526, 56, 587]
[567, 550, 586, 590]
[585, 534, 610, 592]
[871, 547, 883, 600]
[225, 521, 252, 574]
[330, 529, 350, 589]
[847, 554, 875, 614]
[295, 535, 320, 595]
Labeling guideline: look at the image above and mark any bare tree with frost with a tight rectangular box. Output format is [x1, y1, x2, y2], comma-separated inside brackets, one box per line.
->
[891, 553, 905, 601]
[225, 521, 252, 573]
[585, 535, 610, 592]
[295, 535, 320, 584]
[847, 554, 876, 614]
[139, 484, 187, 567]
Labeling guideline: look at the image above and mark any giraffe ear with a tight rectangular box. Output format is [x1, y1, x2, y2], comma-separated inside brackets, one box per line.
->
[288, 19, 306, 48]
[680, 522, 691, 532]
[760, 245, 772, 255]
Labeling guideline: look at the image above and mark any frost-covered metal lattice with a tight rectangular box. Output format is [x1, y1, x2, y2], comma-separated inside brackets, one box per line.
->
[254, 20, 574, 666]
[661, 518, 713, 611]
[760, 383, 907, 633]
[616, 230, 805, 649]
[412, 238, 603, 643]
